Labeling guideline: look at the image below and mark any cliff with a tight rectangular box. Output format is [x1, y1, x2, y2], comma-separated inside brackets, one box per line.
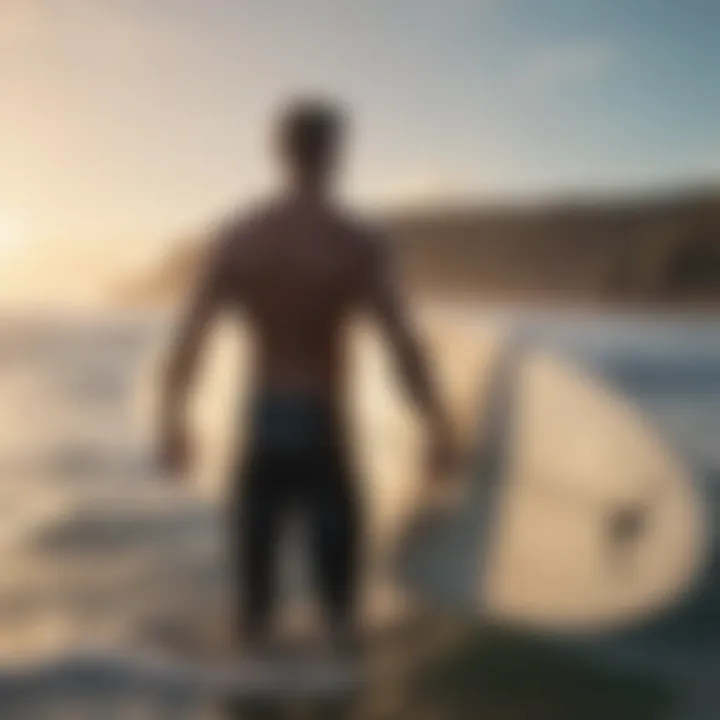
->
[117, 186, 720, 308]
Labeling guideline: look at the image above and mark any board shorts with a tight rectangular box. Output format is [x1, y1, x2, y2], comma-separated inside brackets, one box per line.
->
[230, 393, 361, 641]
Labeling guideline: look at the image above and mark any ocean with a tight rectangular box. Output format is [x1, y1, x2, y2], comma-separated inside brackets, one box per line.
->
[0, 307, 717, 719]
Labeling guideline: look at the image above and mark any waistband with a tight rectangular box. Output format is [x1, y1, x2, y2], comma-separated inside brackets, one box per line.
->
[247, 391, 339, 449]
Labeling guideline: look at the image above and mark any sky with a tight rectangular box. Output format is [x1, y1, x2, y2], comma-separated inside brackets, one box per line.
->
[0, 0, 718, 301]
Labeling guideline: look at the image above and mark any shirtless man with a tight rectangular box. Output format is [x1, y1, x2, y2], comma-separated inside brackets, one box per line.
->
[158, 99, 454, 652]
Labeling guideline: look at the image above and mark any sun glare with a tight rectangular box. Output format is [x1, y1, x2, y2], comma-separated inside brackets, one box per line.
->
[0, 215, 23, 254]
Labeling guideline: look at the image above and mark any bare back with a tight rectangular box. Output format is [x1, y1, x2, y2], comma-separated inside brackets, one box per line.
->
[163, 190, 446, 467]
[218, 197, 374, 404]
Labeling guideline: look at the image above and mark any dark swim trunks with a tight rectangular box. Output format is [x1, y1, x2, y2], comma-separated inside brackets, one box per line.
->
[230, 393, 361, 641]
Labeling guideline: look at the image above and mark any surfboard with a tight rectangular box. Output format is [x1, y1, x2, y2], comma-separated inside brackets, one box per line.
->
[391, 328, 711, 633]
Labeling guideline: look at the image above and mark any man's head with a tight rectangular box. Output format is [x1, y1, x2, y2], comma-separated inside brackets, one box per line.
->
[275, 98, 346, 193]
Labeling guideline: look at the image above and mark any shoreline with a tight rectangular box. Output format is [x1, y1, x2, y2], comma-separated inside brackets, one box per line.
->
[3, 295, 720, 324]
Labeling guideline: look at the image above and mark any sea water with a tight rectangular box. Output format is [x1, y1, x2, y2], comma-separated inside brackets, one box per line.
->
[0, 307, 717, 718]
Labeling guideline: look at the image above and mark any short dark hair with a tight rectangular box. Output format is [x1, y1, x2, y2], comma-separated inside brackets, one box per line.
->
[277, 98, 345, 172]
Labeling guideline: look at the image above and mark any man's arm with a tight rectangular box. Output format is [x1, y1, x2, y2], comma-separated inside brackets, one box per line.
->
[158, 229, 234, 474]
[364, 234, 453, 459]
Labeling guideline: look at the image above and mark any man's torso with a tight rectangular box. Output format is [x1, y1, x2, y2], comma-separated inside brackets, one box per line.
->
[218, 195, 375, 410]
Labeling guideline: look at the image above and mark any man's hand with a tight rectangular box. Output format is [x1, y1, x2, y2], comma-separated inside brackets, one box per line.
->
[425, 425, 459, 484]
[158, 425, 192, 481]
[413, 428, 464, 521]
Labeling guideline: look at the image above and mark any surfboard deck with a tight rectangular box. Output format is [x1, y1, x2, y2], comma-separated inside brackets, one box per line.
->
[392, 329, 710, 633]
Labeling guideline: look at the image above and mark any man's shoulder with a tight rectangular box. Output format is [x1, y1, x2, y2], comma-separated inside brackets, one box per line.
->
[197, 204, 275, 279]
[213, 200, 278, 242]
[334, 207, 388, 255]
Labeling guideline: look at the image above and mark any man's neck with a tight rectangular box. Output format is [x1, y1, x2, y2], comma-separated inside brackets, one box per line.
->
[286, 178, 333, 205]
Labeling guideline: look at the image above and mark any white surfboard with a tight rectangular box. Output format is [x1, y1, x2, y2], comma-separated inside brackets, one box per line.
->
[392, 330, 710, 633]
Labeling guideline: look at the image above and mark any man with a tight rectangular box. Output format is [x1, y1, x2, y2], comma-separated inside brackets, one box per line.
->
[159, 98, 454, 654]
